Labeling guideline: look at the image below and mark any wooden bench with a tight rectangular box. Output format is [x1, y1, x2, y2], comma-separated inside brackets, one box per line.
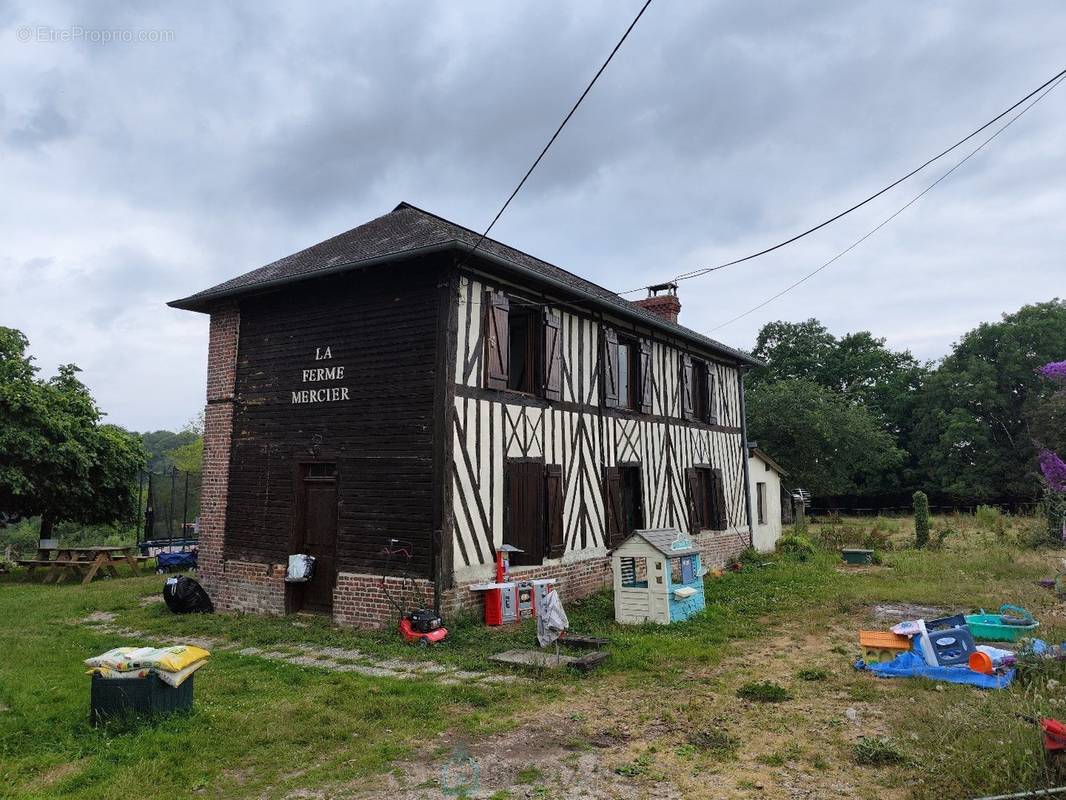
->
[16, 559, 89, 583]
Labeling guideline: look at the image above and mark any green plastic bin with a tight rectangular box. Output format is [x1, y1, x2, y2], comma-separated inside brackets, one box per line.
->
[841, 548, 874, 565]
[964, 605, 1039, 642]
[90, 673, 194, 725]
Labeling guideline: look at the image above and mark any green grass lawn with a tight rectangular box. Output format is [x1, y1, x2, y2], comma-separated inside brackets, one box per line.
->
[2, 513, 1065, 799]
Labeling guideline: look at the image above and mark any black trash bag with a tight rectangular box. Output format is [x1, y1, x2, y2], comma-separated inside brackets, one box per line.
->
[163, 575, 214, 614]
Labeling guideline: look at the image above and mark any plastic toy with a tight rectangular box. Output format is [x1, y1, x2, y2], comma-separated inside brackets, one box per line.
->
[922, 625, 977, 666]
[612, 529, 705, 624]
[859, 630, 912, 663]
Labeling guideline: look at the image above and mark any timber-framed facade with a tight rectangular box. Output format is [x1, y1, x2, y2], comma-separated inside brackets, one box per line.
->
[170, 202, 761, 628]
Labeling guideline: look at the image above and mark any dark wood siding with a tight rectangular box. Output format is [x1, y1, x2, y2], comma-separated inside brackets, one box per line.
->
[223, 258, 444, 577]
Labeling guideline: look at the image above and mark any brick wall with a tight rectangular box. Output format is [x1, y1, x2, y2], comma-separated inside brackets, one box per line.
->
[327, 528, 749, 629]
[217, 559, 288, 615]
[333, 573, 437, 629]
[198, 305, 239, 601]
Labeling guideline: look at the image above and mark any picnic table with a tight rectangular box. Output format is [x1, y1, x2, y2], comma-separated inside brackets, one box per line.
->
[16, 545, 143, 585]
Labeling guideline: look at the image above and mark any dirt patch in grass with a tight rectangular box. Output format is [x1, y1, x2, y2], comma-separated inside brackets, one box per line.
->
[26, 762, 79, 792]
[343, 612, 907, 800]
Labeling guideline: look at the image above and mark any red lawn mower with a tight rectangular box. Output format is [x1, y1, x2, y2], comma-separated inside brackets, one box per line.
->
[381, 539, 448, 646]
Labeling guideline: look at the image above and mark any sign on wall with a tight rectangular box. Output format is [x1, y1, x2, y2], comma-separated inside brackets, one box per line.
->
[290, 346, 350, 404]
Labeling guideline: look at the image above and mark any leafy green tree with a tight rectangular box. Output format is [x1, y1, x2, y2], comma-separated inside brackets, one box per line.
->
[910, 300, 1066, 501]
[750, 319, 925, 495]
[165, 413, 204, 473]
[745, 379, 904, 497]
[139, 428, 198, 472]
[0, 326, 145, 540]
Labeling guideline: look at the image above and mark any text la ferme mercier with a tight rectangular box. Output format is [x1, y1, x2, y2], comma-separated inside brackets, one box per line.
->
[290, 346, 350, 404]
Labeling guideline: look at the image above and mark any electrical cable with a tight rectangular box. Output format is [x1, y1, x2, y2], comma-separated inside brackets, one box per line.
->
[459, 0, 654, 271]
[706, 71, 1066, 333]
[616, 64, 1066, 296]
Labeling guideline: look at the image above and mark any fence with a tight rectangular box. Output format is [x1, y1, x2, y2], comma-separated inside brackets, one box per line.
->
[804, 502, 1043, 518]
[137, 468, 201, 548]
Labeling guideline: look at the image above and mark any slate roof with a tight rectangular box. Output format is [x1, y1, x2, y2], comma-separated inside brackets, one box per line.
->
[628, 528, 700, 558]
[169, 202, 759, 366]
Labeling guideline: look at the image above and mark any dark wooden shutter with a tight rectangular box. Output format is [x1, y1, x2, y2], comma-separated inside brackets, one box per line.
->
[505, 460, 545, 566]
[639, 339, 653, 414]
[485, 290, 509, 390]
[543, 309, 562, 401]
[706, 368, 718, 425]
[685, 467, 702, 534]
[602, 328, 620, 408]
[604, 466, 624, 547]
[546, 463, 564, 557]
[712, 467, 728, 530]
[681, 355, 695, 420]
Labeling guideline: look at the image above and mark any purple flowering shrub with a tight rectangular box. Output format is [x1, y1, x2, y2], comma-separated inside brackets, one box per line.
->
[1038, 360, 1066, 492]
[1041, 449, 1066, 493]
[1039, 360, 1066, 384]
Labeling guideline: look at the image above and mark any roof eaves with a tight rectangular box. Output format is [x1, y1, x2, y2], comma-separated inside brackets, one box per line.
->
[750, 446, 788, 476]
[453, 241, 762, 367]
[166, 240, 459, 312]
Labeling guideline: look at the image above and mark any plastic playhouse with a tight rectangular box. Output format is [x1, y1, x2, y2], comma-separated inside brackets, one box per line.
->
[611, 528, 705, 624]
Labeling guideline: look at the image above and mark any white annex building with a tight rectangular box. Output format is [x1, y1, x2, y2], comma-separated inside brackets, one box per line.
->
[748, 447, 787, 552]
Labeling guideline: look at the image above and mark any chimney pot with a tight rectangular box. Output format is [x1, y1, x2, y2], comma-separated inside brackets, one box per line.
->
[631, 282, 681, 325]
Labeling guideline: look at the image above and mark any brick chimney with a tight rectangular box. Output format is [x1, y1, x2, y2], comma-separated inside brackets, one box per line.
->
[631, 282, 681, 325]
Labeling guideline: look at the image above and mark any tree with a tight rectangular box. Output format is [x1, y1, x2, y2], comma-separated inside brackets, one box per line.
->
[165, 413, 204, 473]
[745, 379, 904, 497]
[749, 318, 925, 496]
[139, 428, 198, 472]
[0, 327, 144, 539]
[910, 300, 1066, 501]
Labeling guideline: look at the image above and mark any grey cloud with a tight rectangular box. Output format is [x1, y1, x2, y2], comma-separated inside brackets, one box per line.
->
[1, 0, 1064, 430]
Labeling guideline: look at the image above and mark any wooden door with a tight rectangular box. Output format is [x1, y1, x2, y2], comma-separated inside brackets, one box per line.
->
[295, 464, 338, 613]
[504, 460, 544, 566]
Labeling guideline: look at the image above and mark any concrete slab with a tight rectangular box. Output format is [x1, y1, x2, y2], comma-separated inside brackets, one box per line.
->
[489, 649, 580, 669]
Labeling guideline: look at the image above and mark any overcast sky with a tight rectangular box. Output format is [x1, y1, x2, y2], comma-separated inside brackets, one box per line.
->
[2, 1, 1063, 432]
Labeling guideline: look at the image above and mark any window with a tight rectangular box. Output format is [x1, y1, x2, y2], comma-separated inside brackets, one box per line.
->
[686, 467, 727, 533]
[504, 460, 564, 567]
[605, 465, 645, 547]
[681, 356, 718, 424]
[603, 330, 651, 412]
[757, 482, 767, 525]
[485, 291, 562, 400]
[507, 306, 538, 393]
[619, 556, 648, 588]
[305, 462, 337, 479]
[616, 337, 642, 410]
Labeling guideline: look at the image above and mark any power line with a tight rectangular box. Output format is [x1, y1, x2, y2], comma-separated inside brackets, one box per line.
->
[617, 64, 1066, 295]
[707, 71, 1066, 334]
[459, 0, 654, 270]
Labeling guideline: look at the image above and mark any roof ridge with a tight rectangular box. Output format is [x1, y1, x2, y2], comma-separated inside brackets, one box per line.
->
[168, 201, 761, 367]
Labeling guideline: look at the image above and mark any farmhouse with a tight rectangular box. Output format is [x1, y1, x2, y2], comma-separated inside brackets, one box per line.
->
[169, 203, 762, 627]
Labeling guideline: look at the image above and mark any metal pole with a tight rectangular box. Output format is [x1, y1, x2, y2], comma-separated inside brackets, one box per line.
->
[136, 471, 144, 547]
[970, 786, 1066, 800]
[182, 471, 190, 548]
[169, 468, 176, 549]
[433, 528, 443, 614]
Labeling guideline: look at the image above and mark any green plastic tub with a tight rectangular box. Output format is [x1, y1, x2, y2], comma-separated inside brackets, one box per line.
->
[841, 548, 874, 565]
[964, 605, 1039, 642]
